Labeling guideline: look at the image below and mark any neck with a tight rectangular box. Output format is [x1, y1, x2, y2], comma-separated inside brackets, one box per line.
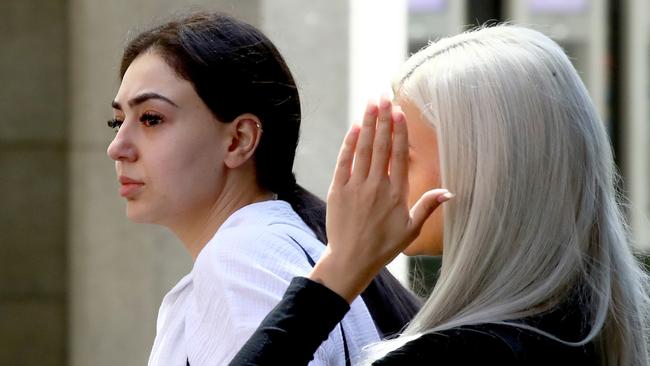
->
[169, 173, 274, 260]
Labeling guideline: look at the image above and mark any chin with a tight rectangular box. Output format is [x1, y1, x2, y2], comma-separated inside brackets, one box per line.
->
[403, 237, 443, 256]
[402, 242, 426, 256]
[125, 203, 159, 224]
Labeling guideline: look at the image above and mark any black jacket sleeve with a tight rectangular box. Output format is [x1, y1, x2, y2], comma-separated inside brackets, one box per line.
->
[229, 276, 350, 366]
[228, 276, 597, 366]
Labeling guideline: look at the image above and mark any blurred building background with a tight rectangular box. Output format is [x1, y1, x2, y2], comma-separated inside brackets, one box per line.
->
[0, 0, 648, 365]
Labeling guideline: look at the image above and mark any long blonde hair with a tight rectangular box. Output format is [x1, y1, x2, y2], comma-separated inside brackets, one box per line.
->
[364, 25, 649, 365]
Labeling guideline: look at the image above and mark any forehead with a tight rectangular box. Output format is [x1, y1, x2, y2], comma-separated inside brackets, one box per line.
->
[114, 51, 195, 104]
[396, 96, 428, 125]
[396, 95, 437, 142]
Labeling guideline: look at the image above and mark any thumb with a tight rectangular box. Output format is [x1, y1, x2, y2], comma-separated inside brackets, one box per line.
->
[408, 189, 454, 235]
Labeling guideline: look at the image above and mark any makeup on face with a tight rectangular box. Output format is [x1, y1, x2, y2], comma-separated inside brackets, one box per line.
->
[109, 92, 179, 132]
[107, 51, 232, 227]
[118, 175, 145, 198]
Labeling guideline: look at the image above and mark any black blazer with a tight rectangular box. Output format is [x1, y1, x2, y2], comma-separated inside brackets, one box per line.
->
[230, 277, 597, 365]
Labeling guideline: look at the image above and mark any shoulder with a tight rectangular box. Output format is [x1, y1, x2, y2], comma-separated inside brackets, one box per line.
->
[207, 223, 300, 258]
[189, 202, 325, 310]
[373, 323, 596, 365]
[198, 200, 320, 264]
[191, 220, 323, 296]
[185, 224, 321, 341]
[374, 326, 517, 365]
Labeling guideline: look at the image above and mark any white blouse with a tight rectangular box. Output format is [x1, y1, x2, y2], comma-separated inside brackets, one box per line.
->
[148, 200, 380, 366]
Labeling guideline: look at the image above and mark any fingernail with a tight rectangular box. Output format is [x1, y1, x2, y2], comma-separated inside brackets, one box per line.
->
[379, 95, 391, 109]
[394, 112, 405, 124]
[437, 192, 455, 203]
[365, 102, 378, 115]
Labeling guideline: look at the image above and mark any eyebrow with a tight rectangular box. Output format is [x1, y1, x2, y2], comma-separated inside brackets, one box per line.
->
[111, 92, 179, 110]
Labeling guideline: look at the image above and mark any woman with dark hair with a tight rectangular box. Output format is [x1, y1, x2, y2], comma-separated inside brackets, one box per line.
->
[107, 11, 420, 366]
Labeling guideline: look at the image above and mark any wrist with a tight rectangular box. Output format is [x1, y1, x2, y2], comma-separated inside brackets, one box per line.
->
[308, 248, 377, 304]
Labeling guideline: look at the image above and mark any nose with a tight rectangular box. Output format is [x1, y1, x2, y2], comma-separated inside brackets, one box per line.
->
[107, 121, 138, 162]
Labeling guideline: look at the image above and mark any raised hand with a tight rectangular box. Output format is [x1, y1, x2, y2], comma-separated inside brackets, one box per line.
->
[309, 97, 453, 303]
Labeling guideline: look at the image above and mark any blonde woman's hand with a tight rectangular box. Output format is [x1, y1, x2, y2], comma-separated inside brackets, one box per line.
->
[309, 97, 453, 303]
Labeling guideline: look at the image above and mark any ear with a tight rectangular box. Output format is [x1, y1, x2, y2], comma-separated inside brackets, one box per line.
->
[223, 113, 263, 169]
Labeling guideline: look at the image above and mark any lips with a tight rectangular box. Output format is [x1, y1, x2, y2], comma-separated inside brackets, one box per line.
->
[118, 176, 144, 198]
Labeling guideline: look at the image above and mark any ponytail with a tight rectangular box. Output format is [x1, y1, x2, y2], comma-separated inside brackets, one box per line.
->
[277, 182, 328, 244]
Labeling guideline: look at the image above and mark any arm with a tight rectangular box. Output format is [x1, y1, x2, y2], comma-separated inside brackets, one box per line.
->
[228, 97, 453, 365]
[229, 277, 349, 366]
[231, 294, 517, 366]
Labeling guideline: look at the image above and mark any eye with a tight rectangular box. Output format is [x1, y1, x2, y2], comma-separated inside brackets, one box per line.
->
[107, 118, 123, 132]
[140, 112, 163, 127]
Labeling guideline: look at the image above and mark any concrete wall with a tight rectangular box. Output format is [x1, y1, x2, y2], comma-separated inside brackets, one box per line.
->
[261, 1, 350, 198]
[0, 0, 69, 365]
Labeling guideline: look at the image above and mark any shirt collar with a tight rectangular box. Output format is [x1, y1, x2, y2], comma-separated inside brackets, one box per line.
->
[219, 199, 309, 233]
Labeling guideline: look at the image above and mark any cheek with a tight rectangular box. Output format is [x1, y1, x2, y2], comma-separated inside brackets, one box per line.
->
[405, 160, 443, 255]
[407, 159, 440, 207]
[148, 132, 225, 207]
[403, 204, 444, 256]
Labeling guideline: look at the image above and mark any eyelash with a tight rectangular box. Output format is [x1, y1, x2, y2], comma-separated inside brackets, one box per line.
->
[107, 118, 122, 131]
[140, 112, 163, 127]
[107, 112, 164, 132]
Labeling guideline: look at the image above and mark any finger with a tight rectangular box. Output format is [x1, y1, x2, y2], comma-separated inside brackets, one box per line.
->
[332, 124, 361, 187]
[369, 97, 393, 179]
[408, 189, 454, 235]
[389, 106, 408, 192]
[351, 101, 378, 180]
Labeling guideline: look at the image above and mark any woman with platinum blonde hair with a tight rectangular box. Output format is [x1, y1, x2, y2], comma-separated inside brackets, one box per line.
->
[230, 25, 650, 365]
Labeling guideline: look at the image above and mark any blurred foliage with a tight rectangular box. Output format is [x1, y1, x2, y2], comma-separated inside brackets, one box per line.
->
[642, 255, 650, 271]
[409, 256, 442, 298]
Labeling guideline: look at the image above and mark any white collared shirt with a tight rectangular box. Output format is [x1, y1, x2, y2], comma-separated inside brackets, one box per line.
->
[148, 200, 380, 366]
